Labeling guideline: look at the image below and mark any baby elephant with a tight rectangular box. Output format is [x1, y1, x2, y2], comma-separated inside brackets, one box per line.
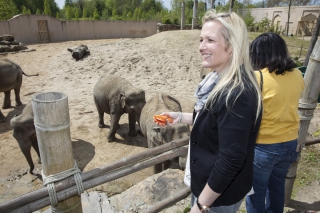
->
[93, 75, 146, 142]
[10, 103, 41, 174]
[139, 93, 190, 174]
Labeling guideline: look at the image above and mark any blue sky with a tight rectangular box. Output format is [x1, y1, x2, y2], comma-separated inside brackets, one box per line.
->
[55, 0, 172, 10]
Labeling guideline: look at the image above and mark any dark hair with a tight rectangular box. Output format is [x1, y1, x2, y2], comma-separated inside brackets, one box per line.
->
[250, 32, 296, 75]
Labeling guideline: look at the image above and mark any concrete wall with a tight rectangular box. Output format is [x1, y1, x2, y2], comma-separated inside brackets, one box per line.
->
[0, 14, 158, 44]
[239, 5, 320, 36]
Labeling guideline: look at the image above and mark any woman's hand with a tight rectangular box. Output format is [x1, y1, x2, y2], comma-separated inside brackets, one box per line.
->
[190, 204, 202, 213]
[153, 112, 182, 126]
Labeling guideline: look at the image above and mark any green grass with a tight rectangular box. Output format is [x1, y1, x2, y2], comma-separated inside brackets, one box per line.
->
[292, 147, 320, 192]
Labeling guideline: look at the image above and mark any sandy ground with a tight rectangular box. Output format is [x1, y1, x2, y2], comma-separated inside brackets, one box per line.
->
[0, 30, 319, 212]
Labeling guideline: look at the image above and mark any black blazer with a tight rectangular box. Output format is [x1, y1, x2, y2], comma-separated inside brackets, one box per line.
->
[190, 84, 262, 207]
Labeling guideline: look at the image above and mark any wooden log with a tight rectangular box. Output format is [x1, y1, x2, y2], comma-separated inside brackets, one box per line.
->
[305, 138, 320, 146]
[285, 40, 320, 206]
[4, 147, 188, 213]
[31, 92, 82, 213]
[144, 187, 191, 213]
[0, 138, 189, 212]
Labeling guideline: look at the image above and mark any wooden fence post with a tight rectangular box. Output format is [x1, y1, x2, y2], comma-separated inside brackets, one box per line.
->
[285, 40, 320, 205]
[32, 92, 83, 213]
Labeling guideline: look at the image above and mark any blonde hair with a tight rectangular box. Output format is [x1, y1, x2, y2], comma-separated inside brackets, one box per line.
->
[202, 10, 261, 120]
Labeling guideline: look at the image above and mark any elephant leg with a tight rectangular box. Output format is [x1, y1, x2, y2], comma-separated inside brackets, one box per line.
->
[14, 86, 22, 106]
[94, 98, 106, 128]
[166, 157, 180, 170]
[31, 136, 41, 164]
[0, 110, 5, 123]
[154, 163, 163, 174]
[97, 110, 106, 128]
[18, 139, 35, 174]
[2, 91, 11, 109]
[128, 113, 137, 137]
[108, 114, 120, 142]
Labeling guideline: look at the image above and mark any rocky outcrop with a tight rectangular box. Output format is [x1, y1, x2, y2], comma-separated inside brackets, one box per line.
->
[0, 34, 28, 53]
[110, 169, 191, 213]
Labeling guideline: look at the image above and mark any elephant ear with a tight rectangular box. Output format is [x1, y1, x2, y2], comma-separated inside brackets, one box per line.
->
[120, 93, 126, 109]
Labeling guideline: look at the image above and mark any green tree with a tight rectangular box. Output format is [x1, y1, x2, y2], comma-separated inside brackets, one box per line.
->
[66, 6, 72, 20]
[44, 0, 52, 16]
[257, 14, 271, 32]
[0, 0, 18, 20]
[93, 8, 100, 20]
[65, 0, 73, 7]
[82, 6, 87, 18]
[22, 5, 31, 14]
[56, 11, 60, 19]
[242, 10, 255, 31]
[75, 8, 79, 20]
[36, 8, 41, 14]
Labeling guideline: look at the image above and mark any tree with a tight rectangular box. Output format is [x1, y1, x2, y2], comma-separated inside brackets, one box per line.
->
[93, 8, 100, 20]
[66, 6, 72, 20]
[44, 0, 52, 16]
[229, 0, 235, 12]
[0, 0, 18, 20]
[75, 8, 79, 20]
[242, 10, 255, 31]
[82, 6, 87, 18]
[36, 8, 41, 14]
[65, 0, 73, 7]
[22, 5, 31, 14]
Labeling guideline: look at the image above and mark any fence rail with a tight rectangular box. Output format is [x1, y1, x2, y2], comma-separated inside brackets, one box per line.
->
[0, 138, 189, 213]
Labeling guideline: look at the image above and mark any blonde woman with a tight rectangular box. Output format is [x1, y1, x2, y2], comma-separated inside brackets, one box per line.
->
[156, 11, 262, 213]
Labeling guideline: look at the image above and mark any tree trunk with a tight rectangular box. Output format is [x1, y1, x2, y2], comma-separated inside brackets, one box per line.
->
[192, 0, 198, 29]
[181, 2, 185, 30]
[229, 0, 235, 13]
[211, 0, 215, 9]
[303, 14, 320, 66]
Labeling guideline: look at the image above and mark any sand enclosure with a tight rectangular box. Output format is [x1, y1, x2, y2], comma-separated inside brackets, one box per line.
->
[0, 30, 202, 203]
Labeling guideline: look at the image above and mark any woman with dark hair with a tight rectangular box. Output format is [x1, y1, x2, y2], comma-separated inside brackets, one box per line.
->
[246, 32, 304, 213]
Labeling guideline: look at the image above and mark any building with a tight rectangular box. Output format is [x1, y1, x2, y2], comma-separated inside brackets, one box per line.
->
[239, 5, 320, 36]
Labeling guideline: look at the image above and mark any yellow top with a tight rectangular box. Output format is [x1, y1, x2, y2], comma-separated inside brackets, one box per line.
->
[255, 67, 304, 144]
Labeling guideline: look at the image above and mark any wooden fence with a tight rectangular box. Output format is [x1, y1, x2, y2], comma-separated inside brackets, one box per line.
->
[0, 138, 189, 213]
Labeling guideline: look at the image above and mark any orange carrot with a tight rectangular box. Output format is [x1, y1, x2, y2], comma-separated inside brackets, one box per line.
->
[153, 115, 173, 124]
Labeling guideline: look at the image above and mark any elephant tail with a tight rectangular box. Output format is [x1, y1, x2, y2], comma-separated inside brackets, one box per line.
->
[22, 71, 39, 77]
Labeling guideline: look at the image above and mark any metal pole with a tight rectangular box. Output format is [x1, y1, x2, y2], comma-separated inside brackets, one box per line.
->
[32, 92, 83, 213]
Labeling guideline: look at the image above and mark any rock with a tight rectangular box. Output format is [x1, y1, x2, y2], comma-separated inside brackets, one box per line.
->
[110, 169, 190, 213]
[2, 34, 14, 41]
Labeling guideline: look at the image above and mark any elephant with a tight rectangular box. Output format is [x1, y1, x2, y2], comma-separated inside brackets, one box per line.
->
[67, 44, 90, 60]
[139, 93, 190, 174]
[93, 75, 146, 142]
[0, 58, 38, 123]
[10, 102, 41, 175]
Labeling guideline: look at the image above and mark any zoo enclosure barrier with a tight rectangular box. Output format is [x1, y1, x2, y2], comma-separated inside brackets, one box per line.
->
[0, 137, 190, 213]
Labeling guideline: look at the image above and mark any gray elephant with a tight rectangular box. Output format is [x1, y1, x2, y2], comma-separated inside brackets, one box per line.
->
[139, 93, 190, 174]
[93, 75, 146, 142]
[10, 102, 41, 174]
[0, 58, 38, 123]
